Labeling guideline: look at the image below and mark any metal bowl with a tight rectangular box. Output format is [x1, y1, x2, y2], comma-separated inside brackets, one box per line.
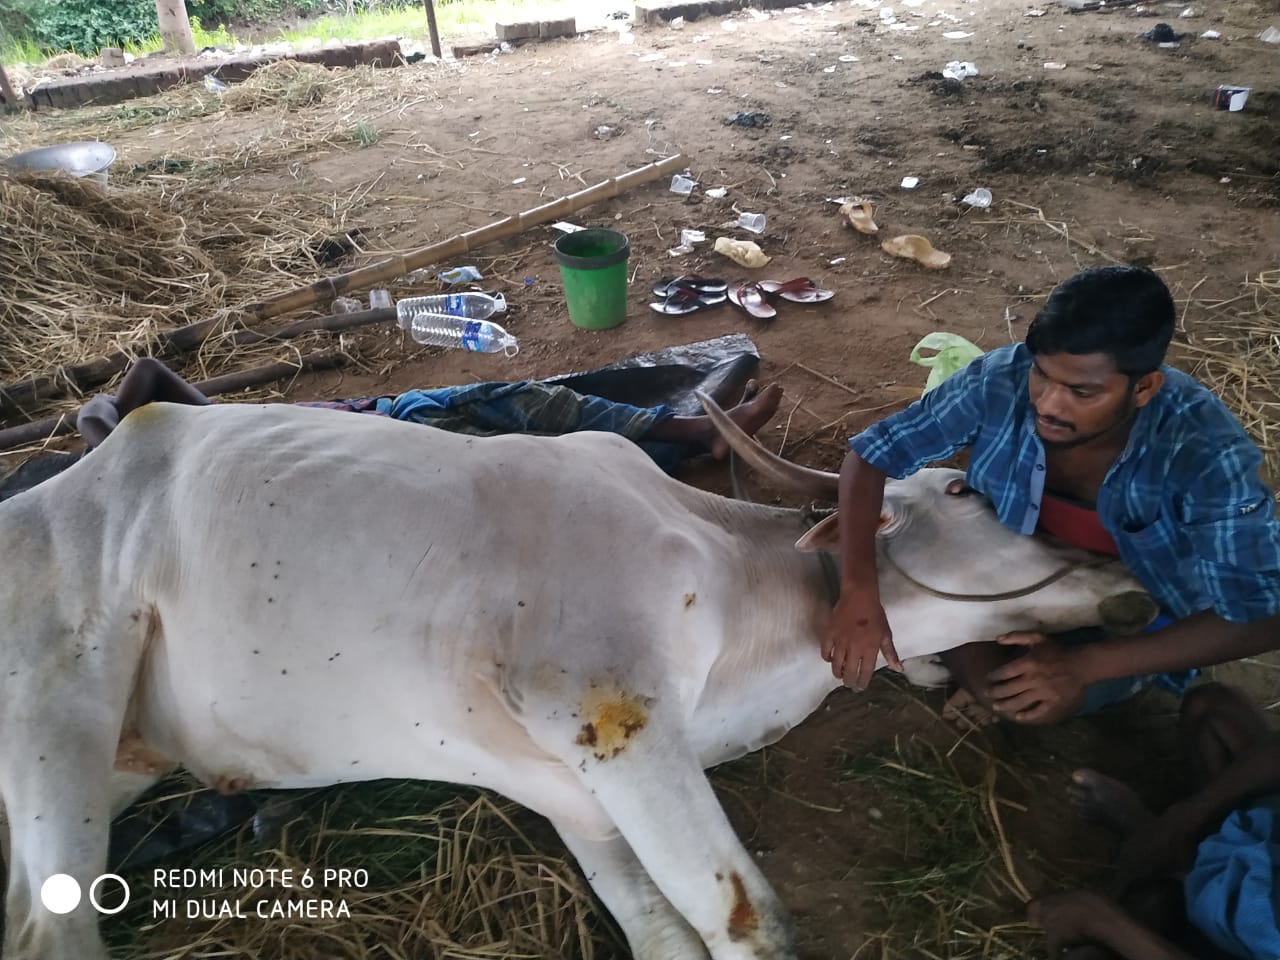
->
[1, 141, 116, 186]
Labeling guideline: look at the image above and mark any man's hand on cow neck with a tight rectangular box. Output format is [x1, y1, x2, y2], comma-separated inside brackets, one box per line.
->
[985, 633, 1089, 724]
[823, 586, 902, 689]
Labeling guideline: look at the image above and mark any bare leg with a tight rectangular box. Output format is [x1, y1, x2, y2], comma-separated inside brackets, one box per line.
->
[1029, 891, 1198, 960]
[76, 358, 211, 447]
[646, 382, 783, 460]
[1178, 682, 1271, 787]
[1067, 769, 1155, 834]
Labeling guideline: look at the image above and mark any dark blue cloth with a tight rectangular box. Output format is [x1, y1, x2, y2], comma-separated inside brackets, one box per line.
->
[1185, 801, 1280, 959]
[850, 342, 1280, 625]
[372, 381, 683, 470]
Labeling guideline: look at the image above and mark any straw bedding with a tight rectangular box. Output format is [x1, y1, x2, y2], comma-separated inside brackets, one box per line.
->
[0, 169, 368, 420]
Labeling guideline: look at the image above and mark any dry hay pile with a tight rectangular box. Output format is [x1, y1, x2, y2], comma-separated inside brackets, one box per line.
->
[1174, 271, 1280, 491]
[0, 170, 368, 422]
[103, 778, 623, 960]
[222, 59, 346, 111]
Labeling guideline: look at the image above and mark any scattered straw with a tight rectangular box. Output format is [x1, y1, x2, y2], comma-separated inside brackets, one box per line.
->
[222, 60, 345, 112]
[1171, 270, 1280, 489]
[104, 777, 624, 960]
[0, 170, 370, 421]
[839, 735, 1048, 960]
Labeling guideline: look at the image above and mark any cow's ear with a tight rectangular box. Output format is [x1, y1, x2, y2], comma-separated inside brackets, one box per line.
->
[795, 510, 894, 552]
[795, 513, 840, 552]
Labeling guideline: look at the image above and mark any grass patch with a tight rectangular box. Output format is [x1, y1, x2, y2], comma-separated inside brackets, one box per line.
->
[102, 775, 624, 960]
[839, 735, 1045, 960]
[352, 120, 379, 146]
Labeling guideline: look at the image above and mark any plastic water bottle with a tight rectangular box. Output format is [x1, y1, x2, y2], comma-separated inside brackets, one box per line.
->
[396, 293, 517, 356]
[396, 291, 507, 324]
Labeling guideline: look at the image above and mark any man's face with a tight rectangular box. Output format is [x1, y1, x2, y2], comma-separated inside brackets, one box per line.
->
[1028, 352, 1160, 449]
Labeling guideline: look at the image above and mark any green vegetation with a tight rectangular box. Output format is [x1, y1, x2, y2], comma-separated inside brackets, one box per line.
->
[839, 736, 1045, 960]
[0, 0, 553, 64]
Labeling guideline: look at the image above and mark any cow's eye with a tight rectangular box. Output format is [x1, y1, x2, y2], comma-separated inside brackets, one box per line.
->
[944, 479, 973, 496]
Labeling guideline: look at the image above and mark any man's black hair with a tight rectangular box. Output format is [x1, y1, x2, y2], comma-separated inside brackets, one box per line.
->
[1025, 265, 1175, 377]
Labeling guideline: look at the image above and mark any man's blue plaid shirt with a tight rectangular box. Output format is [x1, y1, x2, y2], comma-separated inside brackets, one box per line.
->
[850, 342, 1280, 624]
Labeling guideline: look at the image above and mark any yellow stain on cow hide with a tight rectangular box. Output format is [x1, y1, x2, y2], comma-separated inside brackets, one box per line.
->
[575, 688, 650, 761]
[727, 872, 759, 941]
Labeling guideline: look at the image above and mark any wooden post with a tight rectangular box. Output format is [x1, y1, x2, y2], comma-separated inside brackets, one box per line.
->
[422, 0, 442, 58]
[156, 0, 197, 55]
[0, 57, 19, 107]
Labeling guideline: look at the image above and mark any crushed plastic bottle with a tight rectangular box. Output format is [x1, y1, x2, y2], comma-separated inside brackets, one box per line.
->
[203, 75, 228, 94]
[396, 293, 517, 355]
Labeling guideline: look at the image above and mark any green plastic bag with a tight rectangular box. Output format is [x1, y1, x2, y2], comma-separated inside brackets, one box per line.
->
[910, 332, 985, 396]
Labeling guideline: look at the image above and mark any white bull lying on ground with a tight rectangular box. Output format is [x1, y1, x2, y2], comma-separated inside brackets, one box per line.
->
[0, 397, 1151, 960]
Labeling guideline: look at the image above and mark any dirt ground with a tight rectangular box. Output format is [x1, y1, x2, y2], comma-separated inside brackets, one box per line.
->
[4, 0, 1280, 955]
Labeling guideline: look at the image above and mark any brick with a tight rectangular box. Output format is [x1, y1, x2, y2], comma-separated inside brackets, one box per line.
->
[539, 17, 576, 38]
[495, 20, 539, 41]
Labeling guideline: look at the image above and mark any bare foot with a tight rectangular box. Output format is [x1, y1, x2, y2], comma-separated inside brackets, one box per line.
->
[708, 381, 784, 459]
[1067, 768, 1153, 833]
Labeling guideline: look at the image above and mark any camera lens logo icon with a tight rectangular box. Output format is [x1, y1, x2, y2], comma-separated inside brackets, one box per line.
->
[41, 874, 130, 915]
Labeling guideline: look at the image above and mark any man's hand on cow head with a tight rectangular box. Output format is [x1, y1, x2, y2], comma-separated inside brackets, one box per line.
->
[983, 633, 1087, 724]
[823, 587, 904, 690]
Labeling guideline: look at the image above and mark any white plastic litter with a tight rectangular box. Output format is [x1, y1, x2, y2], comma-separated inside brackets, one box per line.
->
[1260, 26, 1280, 43]
[705, 187, 728, 199]
[1201, 29, 1220, 39]
[670, 15, 685, 28]
[1043, 61, 1067, 69]
[961, 187, 993, 208]
[680, 228, 706, 245]
[942, 60, 979, 80]
[943, 31, 974, 39]
[900, 176, 920, 189]
[670, 174, 697, 195]
[839, 54, 859, 62]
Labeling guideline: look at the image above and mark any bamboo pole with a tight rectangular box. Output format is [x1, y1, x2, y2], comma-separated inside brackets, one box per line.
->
[0, 351, 351, 452]
[0, 308, 396, 418]
[239, 153, 688, 321]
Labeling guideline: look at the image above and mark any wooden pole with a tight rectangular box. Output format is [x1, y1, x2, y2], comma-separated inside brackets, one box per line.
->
[422, 0, 442, 59]
[0, 307, 396, 418]
[238, 152, 688, 322]
[0, 57, 19, 107]
[0, 350, 351, 452]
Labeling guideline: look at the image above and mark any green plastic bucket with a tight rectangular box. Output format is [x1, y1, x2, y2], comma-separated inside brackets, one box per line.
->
[553, 228, 630, 330]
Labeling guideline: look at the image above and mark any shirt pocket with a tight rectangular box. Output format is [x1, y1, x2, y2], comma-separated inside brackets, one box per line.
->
[1118, 513, 1164, 541]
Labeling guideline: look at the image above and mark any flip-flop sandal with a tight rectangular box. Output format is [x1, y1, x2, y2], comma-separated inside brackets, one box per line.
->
[758, 277, 835, 303]
[649, 288, 728, 316]
[727, 281, 777, 320]
[652, 274, 730, 298]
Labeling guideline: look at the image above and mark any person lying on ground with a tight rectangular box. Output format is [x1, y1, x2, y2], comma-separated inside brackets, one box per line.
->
[1029, 681, 1280, 960]
[825, 264, 1280, 724]
[75, 357, 784, 471]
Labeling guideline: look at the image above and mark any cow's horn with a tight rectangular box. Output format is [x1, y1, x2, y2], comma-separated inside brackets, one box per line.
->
[696, 390, 840, 500]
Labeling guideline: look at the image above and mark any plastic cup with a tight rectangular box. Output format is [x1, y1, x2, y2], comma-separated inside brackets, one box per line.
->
[735, 212, 766, 234]
[670, 174, 697, 195]
[553, 229, 630, 330]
